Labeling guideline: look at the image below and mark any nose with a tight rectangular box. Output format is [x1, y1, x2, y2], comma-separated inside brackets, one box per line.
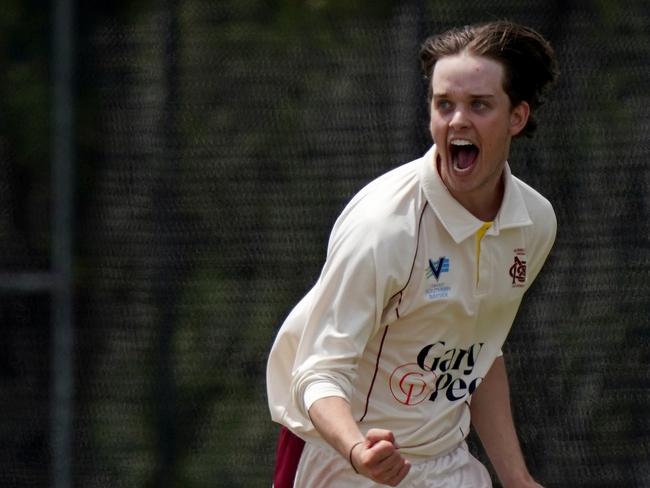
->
[449, 108, 470, 130]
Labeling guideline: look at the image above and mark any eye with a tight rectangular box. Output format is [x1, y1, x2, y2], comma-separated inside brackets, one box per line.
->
[471, 99, 489, 111]
[435, 99, 453, 112]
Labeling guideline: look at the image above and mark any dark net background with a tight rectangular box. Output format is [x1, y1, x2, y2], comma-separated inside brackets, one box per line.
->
[0, 0, 648, 486]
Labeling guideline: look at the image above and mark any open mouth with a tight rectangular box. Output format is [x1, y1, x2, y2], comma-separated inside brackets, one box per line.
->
[449, 139, 479, 172]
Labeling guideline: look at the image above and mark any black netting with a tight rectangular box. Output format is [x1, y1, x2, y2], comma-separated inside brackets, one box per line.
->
[1, 0, 649, 486]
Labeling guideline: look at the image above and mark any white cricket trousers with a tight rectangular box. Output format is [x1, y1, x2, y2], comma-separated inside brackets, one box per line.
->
[293, 441, 492, 487]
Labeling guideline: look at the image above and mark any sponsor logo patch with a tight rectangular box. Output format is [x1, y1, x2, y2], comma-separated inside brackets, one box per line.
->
[389, 342, 485, 407]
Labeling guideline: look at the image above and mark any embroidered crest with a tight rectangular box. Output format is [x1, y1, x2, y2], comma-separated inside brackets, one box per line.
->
[509, 248, 527, 287]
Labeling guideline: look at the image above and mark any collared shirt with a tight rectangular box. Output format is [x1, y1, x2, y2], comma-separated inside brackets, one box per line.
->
[267, 146, 556, 460]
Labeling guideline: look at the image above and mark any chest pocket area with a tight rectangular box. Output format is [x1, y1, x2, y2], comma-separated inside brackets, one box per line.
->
[477, 229, 529, 301]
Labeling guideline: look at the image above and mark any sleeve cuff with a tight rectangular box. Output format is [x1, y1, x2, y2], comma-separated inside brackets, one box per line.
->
[304, 380, 348, 411]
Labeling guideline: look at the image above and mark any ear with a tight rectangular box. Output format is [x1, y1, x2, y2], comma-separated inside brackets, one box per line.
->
[509, 101, 530, 136]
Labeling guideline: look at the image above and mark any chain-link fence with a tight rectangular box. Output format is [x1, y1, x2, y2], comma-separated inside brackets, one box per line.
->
[0, 0, 648, 486]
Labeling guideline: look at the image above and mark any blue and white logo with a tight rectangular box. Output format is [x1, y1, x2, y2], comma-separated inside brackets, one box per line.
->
[426, 257, 449, 281]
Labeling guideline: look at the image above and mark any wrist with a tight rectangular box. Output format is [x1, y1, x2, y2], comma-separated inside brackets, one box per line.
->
[348, 440, 365, 474]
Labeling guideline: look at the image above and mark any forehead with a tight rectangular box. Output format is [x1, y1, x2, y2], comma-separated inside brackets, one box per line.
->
[431, 53, 506, 96]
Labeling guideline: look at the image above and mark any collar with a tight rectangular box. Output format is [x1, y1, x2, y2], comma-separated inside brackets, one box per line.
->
[418, 145, 533, 243]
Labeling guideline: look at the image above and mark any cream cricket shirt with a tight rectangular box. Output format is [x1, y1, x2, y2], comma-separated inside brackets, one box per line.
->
[267, 146, 556, 461]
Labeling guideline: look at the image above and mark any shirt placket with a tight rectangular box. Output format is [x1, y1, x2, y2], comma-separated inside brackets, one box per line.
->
[475, 223, 492, 296]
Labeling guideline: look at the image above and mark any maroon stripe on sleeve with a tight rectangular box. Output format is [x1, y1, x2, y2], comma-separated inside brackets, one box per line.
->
[273, 427, 305, 488]
[359, 325, 389, 422]
[359, 204, 427, 422]
[389, 202, 428, 318]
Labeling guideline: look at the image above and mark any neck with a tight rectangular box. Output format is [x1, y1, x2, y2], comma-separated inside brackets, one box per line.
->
[457, 180, 504, 221]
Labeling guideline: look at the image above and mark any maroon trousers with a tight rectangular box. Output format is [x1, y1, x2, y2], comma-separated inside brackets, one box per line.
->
[273, 427, 306, 488]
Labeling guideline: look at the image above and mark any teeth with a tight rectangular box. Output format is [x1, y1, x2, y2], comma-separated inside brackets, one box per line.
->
[450, 139, 473, 146]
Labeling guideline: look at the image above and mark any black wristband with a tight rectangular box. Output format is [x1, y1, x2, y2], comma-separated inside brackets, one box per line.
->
[348, 441, 364, 474]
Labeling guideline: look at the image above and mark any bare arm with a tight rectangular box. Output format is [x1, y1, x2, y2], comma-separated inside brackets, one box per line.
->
[470, 356, 543, 488]
[308, 396, 411, 486]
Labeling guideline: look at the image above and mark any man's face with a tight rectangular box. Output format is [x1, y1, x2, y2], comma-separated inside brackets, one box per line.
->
[429, 52, 529, 218]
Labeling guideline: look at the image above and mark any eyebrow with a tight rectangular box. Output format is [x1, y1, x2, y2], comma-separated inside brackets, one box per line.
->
[433, 93, 496, 98]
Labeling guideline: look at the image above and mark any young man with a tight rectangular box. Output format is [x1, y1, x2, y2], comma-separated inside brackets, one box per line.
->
[267, 21, 559, 487]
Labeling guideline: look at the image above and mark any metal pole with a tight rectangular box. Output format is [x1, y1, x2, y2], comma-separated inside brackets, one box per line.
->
[51, 0, 75, 486]
[154, 1, 179, 484]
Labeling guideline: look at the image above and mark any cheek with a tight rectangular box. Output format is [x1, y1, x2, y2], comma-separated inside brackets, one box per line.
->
[479, 118, 510, 143]
[429, 117, 445, 140]
[480, 133, 510, 161]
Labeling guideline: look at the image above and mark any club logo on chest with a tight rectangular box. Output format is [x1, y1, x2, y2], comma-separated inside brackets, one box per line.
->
[509, 248, 527, 287]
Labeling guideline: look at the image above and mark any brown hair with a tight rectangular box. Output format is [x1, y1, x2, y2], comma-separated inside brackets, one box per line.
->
[420, 20, 559, 138]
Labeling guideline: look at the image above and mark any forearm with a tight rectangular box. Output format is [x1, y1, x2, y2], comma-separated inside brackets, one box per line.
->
[307, 396, 365, 459]
[470, 356, 539, 488]
[308, 396, 411, 485]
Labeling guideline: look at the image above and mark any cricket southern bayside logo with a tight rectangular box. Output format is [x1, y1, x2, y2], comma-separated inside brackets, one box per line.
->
[426, 257, 449, 281]
[425, 257, 451, 300]
[389, 342, 484, 406]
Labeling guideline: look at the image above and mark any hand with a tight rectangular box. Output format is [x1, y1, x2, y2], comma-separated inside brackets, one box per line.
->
[350, 429, 411, 486]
